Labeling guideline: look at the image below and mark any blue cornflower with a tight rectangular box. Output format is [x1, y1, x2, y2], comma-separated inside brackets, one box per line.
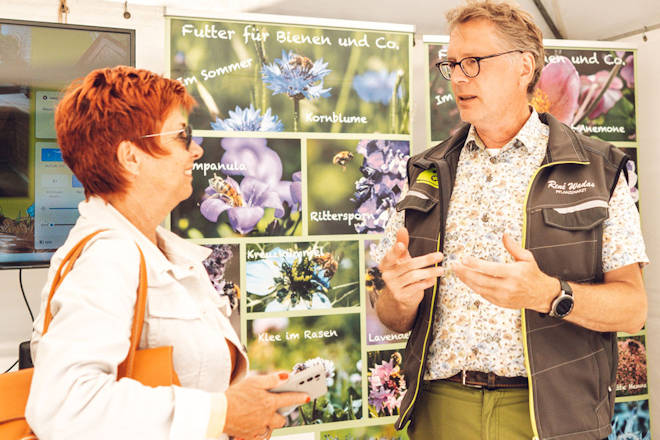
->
[352, 70, 404, 105]
[261, 50, 331, 100]
[211, 104, 283, 131]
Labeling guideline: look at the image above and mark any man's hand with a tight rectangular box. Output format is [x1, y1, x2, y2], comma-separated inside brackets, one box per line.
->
[376, 227, 445, 332]
[452, 233, 558, 312]
[224, 372, 309, 440]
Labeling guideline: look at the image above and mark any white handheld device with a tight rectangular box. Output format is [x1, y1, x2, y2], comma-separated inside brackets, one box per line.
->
[269, 364, 328, 416]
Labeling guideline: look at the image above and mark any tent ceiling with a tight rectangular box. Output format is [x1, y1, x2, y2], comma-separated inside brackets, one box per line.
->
[246, 0, 660, 41]
[112, 0, 660, 41]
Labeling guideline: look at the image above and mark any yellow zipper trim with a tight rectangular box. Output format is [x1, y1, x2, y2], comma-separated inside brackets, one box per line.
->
[398, 233, 442, 426]
[521, 160, 588, 440]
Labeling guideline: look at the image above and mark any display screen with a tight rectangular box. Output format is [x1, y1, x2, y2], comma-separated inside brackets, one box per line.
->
[0, 19, 134, 268]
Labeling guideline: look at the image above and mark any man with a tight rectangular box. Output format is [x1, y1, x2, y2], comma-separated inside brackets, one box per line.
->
[374, 1, 648, 439]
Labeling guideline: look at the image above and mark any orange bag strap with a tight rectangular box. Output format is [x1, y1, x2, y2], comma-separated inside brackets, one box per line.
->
[42, 230, 108, 334]
[41, 229, 148, 378]
[117, 246, 147, 379]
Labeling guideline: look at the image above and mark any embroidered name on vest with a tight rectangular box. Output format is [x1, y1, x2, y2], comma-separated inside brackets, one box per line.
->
[416, 169, 438, 188]
[547, 179, 595, 195]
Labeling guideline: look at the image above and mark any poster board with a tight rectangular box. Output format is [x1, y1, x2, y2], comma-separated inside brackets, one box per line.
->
[424, 35, 647, 440]
[167, 11, 414, 438]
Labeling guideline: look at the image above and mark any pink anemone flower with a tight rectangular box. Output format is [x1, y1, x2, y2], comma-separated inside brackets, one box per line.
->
[579, 71, 624, 120]
[531, 56, 580, 125]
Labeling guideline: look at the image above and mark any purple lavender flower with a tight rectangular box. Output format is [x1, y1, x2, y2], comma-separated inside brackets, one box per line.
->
[351, 140, 409, 233]
[352, 70, 404, 105]
[211, 104, 283, 132]
[261, 50, 331, 100]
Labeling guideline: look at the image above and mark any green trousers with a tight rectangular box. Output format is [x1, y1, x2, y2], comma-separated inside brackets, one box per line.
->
[407, 380, 535, 440]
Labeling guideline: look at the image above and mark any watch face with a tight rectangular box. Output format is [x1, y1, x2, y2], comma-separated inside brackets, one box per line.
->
[555, 297, 574, 316]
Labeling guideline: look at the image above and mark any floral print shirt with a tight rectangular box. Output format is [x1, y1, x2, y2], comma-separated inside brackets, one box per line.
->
[373, 111, 648, 379]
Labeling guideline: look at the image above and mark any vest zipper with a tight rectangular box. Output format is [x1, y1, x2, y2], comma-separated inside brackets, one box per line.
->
[521, 160, 588, 440]
[397, 229, 442, 427]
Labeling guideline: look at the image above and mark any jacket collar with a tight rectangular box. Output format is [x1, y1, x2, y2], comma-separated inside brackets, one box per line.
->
[537, 112, 590, 163]
[414, 112, 590, 168]
[78, 196, 211, 279]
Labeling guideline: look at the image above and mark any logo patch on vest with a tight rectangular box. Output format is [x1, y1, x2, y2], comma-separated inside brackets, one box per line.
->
[416, 169, 438, 189]
[547, 179, 595, 195]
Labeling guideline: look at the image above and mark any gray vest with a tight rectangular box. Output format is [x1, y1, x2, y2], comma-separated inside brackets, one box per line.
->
[394, 113, 628, 440]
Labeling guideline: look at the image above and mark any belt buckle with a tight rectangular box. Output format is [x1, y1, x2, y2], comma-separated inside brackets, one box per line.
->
[461, 370, 483, 388]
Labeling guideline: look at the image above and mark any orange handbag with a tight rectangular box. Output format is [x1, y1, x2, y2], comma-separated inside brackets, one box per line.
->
[0, 230, 180, 439]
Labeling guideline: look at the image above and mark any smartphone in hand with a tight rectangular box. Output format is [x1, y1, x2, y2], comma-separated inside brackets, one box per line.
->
[269, 364, 328, 415]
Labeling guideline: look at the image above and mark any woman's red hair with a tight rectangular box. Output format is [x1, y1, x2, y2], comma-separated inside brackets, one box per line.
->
[55, 66, 196, 197]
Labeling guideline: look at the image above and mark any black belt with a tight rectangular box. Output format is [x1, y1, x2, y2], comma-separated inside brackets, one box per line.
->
[443, 371, 528, 389]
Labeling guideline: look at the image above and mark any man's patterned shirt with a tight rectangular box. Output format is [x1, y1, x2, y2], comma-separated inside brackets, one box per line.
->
[373, 111, 648, 379]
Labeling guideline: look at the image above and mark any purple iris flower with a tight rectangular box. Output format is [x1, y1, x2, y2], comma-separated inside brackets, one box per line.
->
[200, 175, 283, 235]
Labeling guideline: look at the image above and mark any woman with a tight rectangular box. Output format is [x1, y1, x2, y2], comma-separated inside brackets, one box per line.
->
[25, 66, 307, 440]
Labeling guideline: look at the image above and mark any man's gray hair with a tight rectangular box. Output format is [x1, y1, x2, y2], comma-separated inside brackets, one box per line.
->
[446, 0, 545, 95]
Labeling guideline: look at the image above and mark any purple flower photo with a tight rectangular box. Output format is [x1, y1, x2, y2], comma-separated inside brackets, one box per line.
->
[367, 350, 407, 418]
[307, 139, 409, 236]
[171, 137, 302, 238]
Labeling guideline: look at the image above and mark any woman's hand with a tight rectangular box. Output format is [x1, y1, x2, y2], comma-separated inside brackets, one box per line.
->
[224, 372, 309, 439]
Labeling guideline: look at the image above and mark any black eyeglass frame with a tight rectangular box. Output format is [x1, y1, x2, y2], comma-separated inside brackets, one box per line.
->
[140, 125, 193, 150]
[435, 50, 523, 80]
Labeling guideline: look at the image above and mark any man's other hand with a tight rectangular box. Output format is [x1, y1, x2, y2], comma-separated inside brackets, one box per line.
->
[452, 233, 557, 312]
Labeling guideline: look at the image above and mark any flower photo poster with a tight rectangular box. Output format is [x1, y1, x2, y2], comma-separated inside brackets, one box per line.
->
[169, 17, 410, 134]
[425, 38, 638, 144]
[425, 36, 649, 438]
[168, 14, 413, 438]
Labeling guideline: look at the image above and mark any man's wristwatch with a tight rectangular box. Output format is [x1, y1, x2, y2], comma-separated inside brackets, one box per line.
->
[548, 279, 574, 319]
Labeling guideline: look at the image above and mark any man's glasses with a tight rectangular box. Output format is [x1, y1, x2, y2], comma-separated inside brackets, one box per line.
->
[141, 125, 193, 150]
[435, 50, 523, 80]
